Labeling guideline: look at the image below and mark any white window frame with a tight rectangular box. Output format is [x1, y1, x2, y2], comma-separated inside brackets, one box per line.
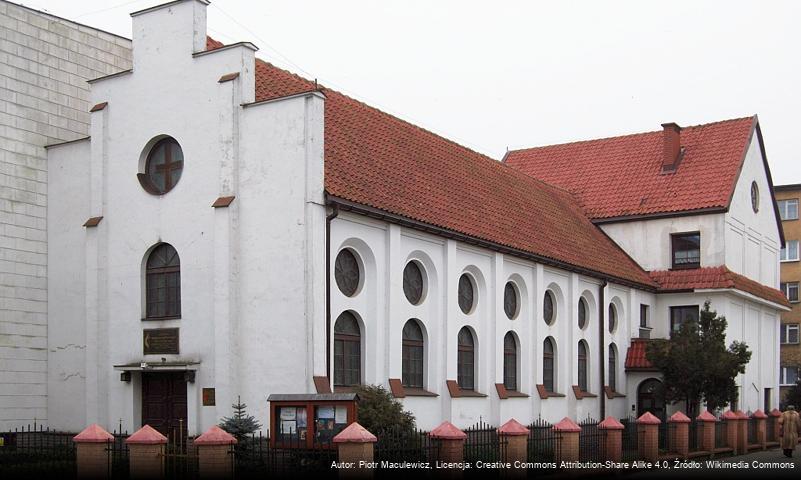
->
[781, 366, 800, 386]
[782, 282, 800, 303]
[779, 199, 799, 221]
[781, 240, 800, 262]
[781, 324, 800, 344]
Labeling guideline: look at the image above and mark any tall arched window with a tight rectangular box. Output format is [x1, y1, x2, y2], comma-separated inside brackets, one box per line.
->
[578, 298, 588, 329]
[402, 320, 424, 388]
[145, 243, 181, 319]
[334, 312, 361, 387]
[457, 327, 475, 390]
[608, 344, 618, 392]
[608, 304, 617, 333]
[578, 341, 588, 392]
[543, 337, 555, 393]
[503, 332, 518, 391]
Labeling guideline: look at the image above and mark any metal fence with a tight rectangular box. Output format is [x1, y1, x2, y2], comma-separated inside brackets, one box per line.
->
[527, 417, 558, 464]
[374, 426, 438, 467]
[714, 421, 727, 449]
[767, 417, 776, 442]
[747, 417, 757, 445]
[620, 416, 638, 461]
[0, 423, 76, 477]
[687, 418, 700, 452]
[657, 422, 670, 453]
[578, 417, 603, 462]
[108, 425, 130, 479]
[235, 430, 337, 478]
[463, 420, 506, 465]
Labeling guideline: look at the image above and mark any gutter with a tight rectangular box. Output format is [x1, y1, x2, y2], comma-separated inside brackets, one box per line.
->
[325, 201, 340, 381]
[599, 280, 607, 420]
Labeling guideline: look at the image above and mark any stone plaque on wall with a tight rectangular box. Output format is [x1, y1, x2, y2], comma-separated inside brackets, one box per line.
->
[143, 328, 179, 355]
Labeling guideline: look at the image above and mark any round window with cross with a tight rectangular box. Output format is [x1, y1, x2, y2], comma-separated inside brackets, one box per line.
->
[142, 137, 184, 195]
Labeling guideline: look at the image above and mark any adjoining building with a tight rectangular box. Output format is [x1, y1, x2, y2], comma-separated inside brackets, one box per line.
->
[0, 0, 131, 429]
[40, 0, 788, 435]
[775, 184, 801, 404]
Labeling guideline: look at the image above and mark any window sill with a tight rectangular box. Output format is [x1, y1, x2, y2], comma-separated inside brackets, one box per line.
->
[572, 385, 597, 400]
[403, 387, 438, 397]
[142, 316, 182, 321]
[604, 386, 626, 399]
[333, 385, 359, 394]
[446, 380, 486, 398]
[536, 384, 564, 399]
[670, 264, 701, 270]
[780, 260, 800, 263]
[495, 383, 529, 399]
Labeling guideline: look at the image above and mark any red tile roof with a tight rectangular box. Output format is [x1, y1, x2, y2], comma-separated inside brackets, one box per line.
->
[625, 339, 656, 371]
[504, 118, 757, 220]
[207, 38, 655, 288]
[649, 266, 790, 307]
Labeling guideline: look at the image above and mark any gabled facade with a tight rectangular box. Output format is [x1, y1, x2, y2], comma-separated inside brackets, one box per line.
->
[39, 0, 789, 436]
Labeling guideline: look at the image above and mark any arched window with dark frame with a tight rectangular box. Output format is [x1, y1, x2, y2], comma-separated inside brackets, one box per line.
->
[402, 320, 424, 388]
[334, 312, 361, 387]
[145, 243, 181, 319]
[457, 327, 475, 390]
[578, 341, 588, 392]
[543, 337, 555, 393]
[503, 332, 518, 391]
[608, 343, 618, 392]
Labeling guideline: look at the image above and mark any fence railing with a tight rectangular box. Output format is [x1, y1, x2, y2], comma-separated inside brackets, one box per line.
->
[0, 423, 76, 477]
[687, 418, 700, 452]
[374, 426, 438, 466]
[747, 418, 757, 445]
[578, 417, 603, 462]
[527, 417, 558, 464]
[767, 417, 776, 442]
[714, 421, 727, 449]
[463, 420, 506, 464]
[620, 416, 638, 461]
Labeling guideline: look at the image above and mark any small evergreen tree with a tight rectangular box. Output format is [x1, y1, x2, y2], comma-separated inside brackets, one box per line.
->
[647, 301, 751, 417]
[219, 396, 261, 443]
[353, 385, 415, 434]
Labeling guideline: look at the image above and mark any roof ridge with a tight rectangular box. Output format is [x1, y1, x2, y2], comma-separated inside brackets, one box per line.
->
[508, 115, 755, 154]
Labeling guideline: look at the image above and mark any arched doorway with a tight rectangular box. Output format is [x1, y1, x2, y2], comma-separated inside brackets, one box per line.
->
[637, 378, 666, 420]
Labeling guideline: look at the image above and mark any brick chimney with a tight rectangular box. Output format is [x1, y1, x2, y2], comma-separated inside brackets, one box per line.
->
[660, 122, 682, 172]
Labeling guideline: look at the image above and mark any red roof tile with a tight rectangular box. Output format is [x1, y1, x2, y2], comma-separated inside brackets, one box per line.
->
[649, 266, 790, 308]
[504, 118, 757, 220]
[624, 338, 656, 371]
[205, 38, 655, 288]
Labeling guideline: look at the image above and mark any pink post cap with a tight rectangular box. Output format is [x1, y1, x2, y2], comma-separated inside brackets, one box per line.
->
[430, 421, 467, 440]
[194, 425, 237, 445]
[498, 419, 530, 436]
[598, 416, 624, 430]
[553, 417, 581, 432]
[636, 412, 661, 425]
[332, 422, 377, 444]
[668, 411, 691, 423]
[126, 425, 168, 445]
[73, 424, 114, 443]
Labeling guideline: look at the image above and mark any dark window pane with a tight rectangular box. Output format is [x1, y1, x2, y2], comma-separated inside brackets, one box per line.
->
[672, 233, 701, 268]
[578, 342, 588, 392]
[145, 138, 183, 194]
[403, 262, 424, 305]
[670, 306, 699, 335]
[504, 282, 517, 319]
[334, 312, 361, 386]
[145, 244, 180, 318]
[458, 274, 474, 314]
[503, 332, 517, 390]
[543, 291, 554, 325]
[402, 320, 424, 388]
[608, 344, 617, 391]
[640, 304, 648, 328]
[543, 338, 555, 392]
[457, 327, 474, 390]
[608, 304, 616, 333]
[578, 299, 587, 329]
[335, 249, 360, 297]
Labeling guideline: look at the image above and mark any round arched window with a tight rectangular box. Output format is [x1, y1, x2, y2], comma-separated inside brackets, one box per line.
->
[751, 181, 759, 213]
[334, 249, 361, 297]
[143, 137, 183, 194]
[403, 261, 424, 305]
[504, 282, 518, 320]
[608, 304, 617, 333]
[578, 298, 588, 329]
[458, 274, 475, 314]
[543, 291, 556, 325]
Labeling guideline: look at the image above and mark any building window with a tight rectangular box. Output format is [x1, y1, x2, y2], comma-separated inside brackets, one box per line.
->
[334, 249, 361, 297]
[577, 298, 588, 329]
[670, 305, 699, 335]
[543, 291, 556, 325]
[504, 282, 518, 320]
[608, 304, 617, 333]
[403, 261, 424, 305]
[142, 137, 183, 194]
[779, 199, 799, 221]
[145, 243, 181, 319]
[608, 344, 617, 392]
[334, 312, 361, 387]
[640, 304, 649, 328]
[543, 337, 556, 393]
[781, 324, 800, 345]
[750, 181, 759, 213]
[402, 320, 424, 388]
[577, 341, 589, 392]
[458, 274, 475, 314]
[780, 366, 799, 386]
[781, 240, 800, 262]
[671, 232, 701, 269]
[782, 282, 800, 303]
[503, 332, 518, 391]
[457, 327, 475, 390]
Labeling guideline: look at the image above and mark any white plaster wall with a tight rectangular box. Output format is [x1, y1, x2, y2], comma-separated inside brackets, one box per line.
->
[725, 133, 781, 287]
[0, 0, 131, 428]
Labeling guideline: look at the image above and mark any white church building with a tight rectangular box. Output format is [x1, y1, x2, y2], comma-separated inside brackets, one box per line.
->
[40, 0, 789, 435]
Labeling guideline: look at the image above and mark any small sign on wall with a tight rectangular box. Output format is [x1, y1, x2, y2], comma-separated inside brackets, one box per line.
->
[143, 328, 179, 355]
[202, 388, 216, 406]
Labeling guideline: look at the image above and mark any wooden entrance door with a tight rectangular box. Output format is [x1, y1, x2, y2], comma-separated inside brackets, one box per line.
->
[142, 372, 187, 438]
[637, 378, 665, 420]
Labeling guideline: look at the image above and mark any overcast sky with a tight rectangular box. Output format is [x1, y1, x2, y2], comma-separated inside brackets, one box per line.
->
[27, 0, 801, 184]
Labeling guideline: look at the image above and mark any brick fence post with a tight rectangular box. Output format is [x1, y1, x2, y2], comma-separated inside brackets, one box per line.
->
[696, 411, 716, 453]
[498, 419, 529, 479]
[668, 411, 690, 458]
[735, 411, 749, 454]
[598, 417, 624, 462]
[770, 409, 782, 443]
[333, 422, 377, 480]
[430, 421, 467, 479]
[721, 411, 739, 454]
[126, 425, 167, 480]
[636, 412, 660, 462]
[73, 423, 113, 479]
[751, 410, 767, 450]
[553, 417, 580, 465]
[194, 425, 237, 479]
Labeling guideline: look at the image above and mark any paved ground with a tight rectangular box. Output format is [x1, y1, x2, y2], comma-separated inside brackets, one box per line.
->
[623, 447, 801, 479]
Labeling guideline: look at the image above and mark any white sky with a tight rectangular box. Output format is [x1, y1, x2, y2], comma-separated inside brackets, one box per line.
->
[25, 0, 801, 184]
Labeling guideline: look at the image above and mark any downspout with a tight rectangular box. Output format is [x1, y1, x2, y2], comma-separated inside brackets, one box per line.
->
[599, 280, 608, 420]
[325, 202, 339, 381]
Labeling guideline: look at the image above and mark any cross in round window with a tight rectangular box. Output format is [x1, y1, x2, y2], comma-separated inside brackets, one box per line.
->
[144, 137, 184, 194]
